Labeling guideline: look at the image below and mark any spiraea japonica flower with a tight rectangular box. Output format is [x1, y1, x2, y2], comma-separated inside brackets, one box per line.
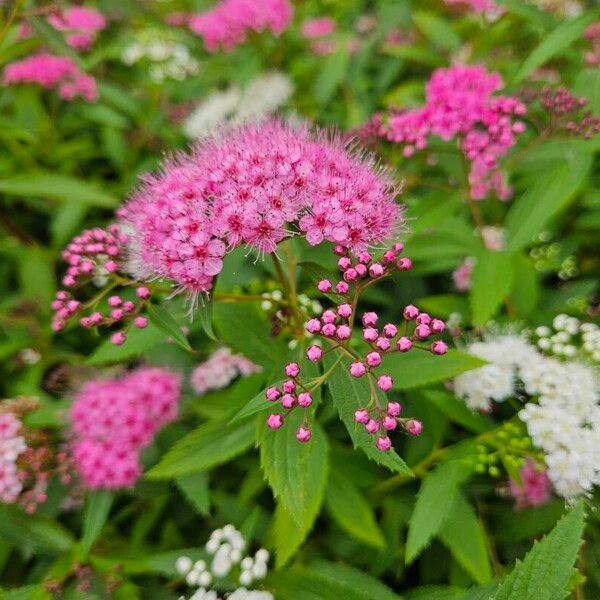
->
[176, 525, 273, 599]
[189, 0, 293, 53]
[70, 367, 181, 489]
[191, 347, 261, 395]
[454, 330, 600, 498]
[265, 243, 448, 453]
[3, 53, 98, 101]
[380, 65, 526, 200]
[47, 6, 107, 51]
[118, 119, 403, 298]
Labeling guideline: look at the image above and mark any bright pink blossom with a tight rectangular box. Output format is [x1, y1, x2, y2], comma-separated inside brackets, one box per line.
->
[189, 0, 293, 52]
[119, 119, 403, 295]
[70, 367, 181, 489]
[301, 17, 336, 39]
[48, 7, 107, 51]
[3, 53, 98, 101]
[509, 459, 551, 510]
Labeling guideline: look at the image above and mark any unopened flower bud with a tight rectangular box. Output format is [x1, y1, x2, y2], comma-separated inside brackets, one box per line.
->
[267, 414, 284, 430]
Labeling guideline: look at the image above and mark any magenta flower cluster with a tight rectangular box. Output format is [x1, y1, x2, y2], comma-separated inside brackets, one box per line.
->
[189, 0, 293, 52]
[384, 65, 526, 200]
[47, 7, 107, 51]
[509, 459, 551, 511]
[52, 225, 150, 345]
[118, 119, 403, 295]
[71, 367, 181, 489]
[3, 53, 98, 101]
[191, 347, 261, 395]
[265, 243, 448, 451]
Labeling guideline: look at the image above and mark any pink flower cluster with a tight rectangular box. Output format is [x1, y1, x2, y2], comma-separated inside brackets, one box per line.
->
[509, 459, 551, 510]
[584, 22, 600, 67]
[0, 413, 26, 504]
[384, 66, 526, 200]
[189, 0, 293, 52]
[48, 6, 107, 51]
[52, 226, 150, 345]
[191, 347, 261, 395]
[266, 243, 448, 451]
[300, 17, 338, 55]
[119, 119, 402, 296]
[3, 53, 98, 101]
[453, 257, 475, 292]
[71, 368, 181, 489]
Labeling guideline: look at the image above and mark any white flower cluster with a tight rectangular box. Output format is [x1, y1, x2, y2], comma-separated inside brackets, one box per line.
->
[533, 314, 600, 362]
[454, 335, 538, 411]
[454, 332, 600, 498]
[0, 412, 27, 503]
[176, 525, 273, 600]
[183, 72, 293, 139]
[122, 32, 199, 82]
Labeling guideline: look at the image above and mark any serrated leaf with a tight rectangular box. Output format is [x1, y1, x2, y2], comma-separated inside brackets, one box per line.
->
[325, 470, 386, 548]
[506, 155, 592, 252]
[439, 493, 492, 585]
[81, 490, 113, 555]
[176, 472, 210, 516]
[146, 419, 255, 480]
[260, 416, 328, 527]
[406, 460, 473, 563]
[0, 173, 118, 208]
[214, 302, 287, 371]
[514, 11, 600, 83]
[493, 502, 585, 600]
[470, 250, 514, 327]
[268, 561, 401, 600]
[147, 304, 193, 352]
[86, 323, 166, 365]
[423, 390, 492, 434]
[385, 350, 487, 390]
[326, 357, 412, 475]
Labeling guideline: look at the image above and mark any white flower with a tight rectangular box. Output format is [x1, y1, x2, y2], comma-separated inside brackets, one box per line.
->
[234, 72, 294, 122]
[176, 556, 193, 575]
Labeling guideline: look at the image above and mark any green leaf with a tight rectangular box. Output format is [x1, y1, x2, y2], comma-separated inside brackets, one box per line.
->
[272, 503, 312, 568]
[198, 295, 216, 340]
[325, 470, 386, 548]
[439, 493, 492, 585]
[81, 490, 113, 555]
[0, 504, 75, 554]
[260, 416, 328, 527]
[229, 381, 284, 424]
[493, 502, 585, 600]
[413, 11, 461, 51]
[214, 302, 287, 371]
[423, 390, 492, 434]
[406, 460, 473, 563]
[492, 500, 566, 543]
[0, 173, 118, 208]
[385, 350, 488, 390]
[506, 154, 592, 252]
[573, 69, 600, 116]
[514, 11, 600, 83]
[176, 472, 210, 516]
[313, 50, 350, 105]
[510, 254, 540, 319]
[146, 419, 255, 479]
[327, 358, 412, 475]
[2, 585, 51, 600]
[268, 561, 402, 600]
[147, 304, 193, 352]
[17, 246, 55, 305]
[470, 250, 514, 327]
[86, 323, 166, 365]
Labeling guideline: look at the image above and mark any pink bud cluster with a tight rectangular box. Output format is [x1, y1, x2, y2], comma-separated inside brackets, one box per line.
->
[52, 226, 150, 344]
[3, 53, 98, 101]
[266, 243, 448, 452]
[189, 0, 293, 52]
[191, 347, 261, 395]
[382, 65, 525, 200]
[118, 119, 402, 295]
[70, 367, 181, 489]
[265, 362, 314, 443]
[47, 7, 107, 51]
[521, 86, 600, 139]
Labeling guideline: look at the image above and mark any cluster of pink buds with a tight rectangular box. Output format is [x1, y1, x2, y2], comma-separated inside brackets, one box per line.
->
[265, 361, 314, 442]
[265, 242, 448, 452]
[52, 226, 152, 345]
